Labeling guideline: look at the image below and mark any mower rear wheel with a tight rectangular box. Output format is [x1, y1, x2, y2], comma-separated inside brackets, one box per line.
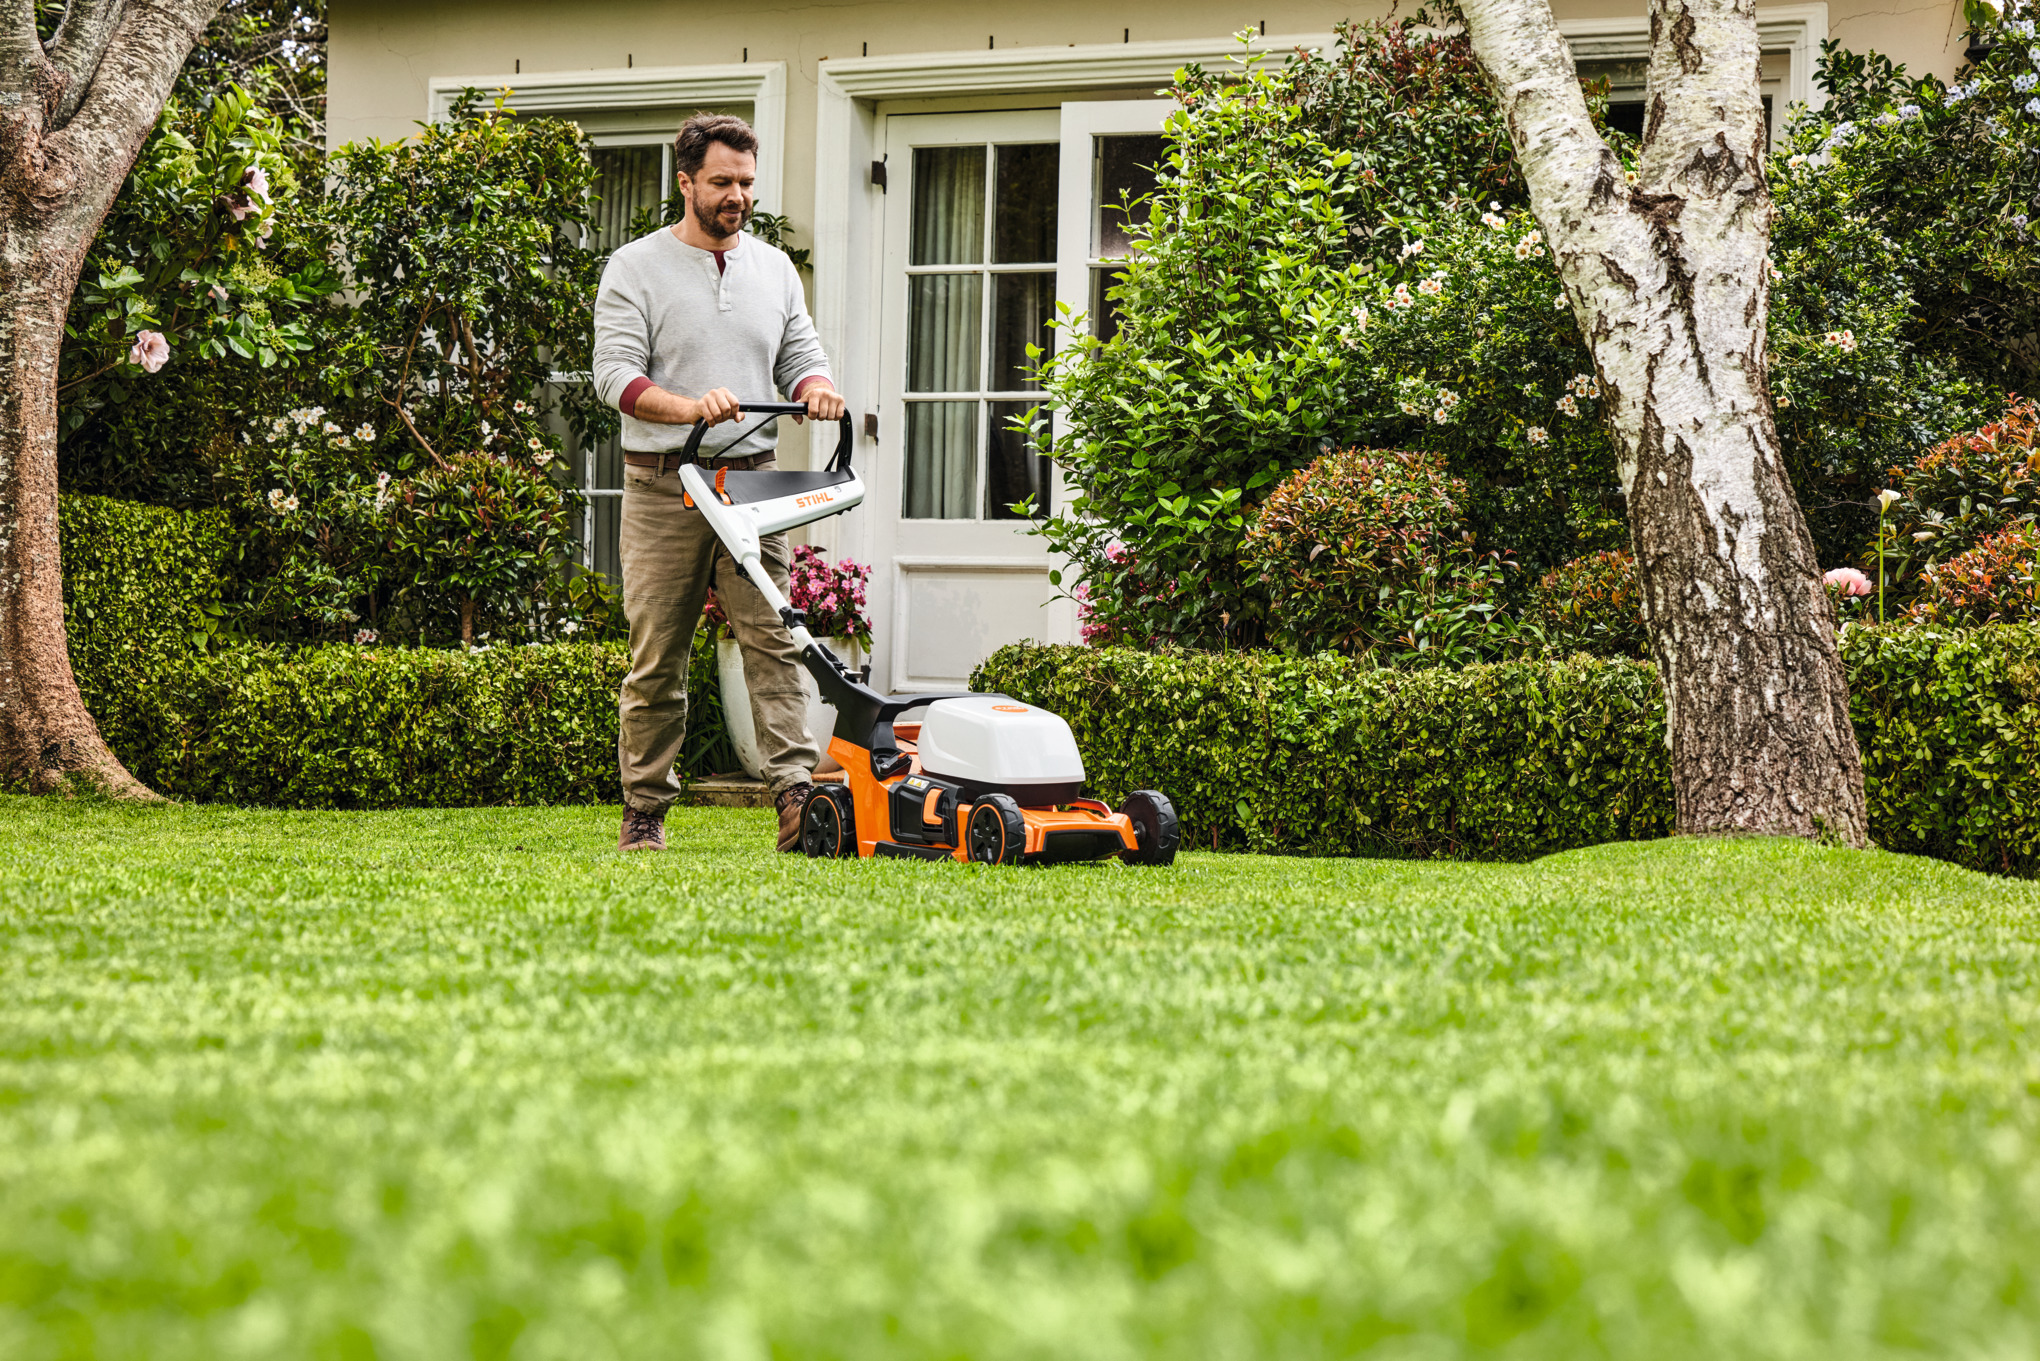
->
[966, 794, 1026, 865]
[801, 784, 857, 858]
[1118, 790, 1181, 866]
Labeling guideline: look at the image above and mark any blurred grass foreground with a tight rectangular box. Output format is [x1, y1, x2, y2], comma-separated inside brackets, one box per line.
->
[3, 797, 2040, 1359]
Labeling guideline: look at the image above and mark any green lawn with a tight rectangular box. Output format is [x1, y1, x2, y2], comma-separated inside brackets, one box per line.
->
[3, 799, 2039, 1360]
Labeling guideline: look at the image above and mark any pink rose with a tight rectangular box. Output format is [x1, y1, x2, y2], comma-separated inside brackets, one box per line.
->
[1823, 567, 1872, 597]
[128, 330, 169, 373]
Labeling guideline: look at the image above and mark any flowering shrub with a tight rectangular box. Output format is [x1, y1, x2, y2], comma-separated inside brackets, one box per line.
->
[1779, 22, 2040, 394]
[58, 85, 340, 504]
[323, 88, 606, 470]
[1358, 207, 1626, 567]
[212, 404, 573, 646]
[706, 546, 872, 648]
[1902, 523, 2040, 626]
[1529, 549, 1648, 659]
[1032, 17, 1640, 649]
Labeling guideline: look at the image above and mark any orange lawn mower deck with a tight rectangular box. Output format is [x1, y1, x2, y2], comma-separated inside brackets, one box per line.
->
[668, 400, 1179, 868]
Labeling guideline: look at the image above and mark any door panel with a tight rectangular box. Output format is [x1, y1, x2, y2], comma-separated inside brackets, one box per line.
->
[875, 110, 1063, 691]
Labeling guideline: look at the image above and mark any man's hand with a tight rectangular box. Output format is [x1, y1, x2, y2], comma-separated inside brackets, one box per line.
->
[690, 387, 742, 426]
[796, 383, 847, 424]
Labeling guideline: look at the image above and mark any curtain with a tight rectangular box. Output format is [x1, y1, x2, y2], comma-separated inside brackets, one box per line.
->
[906, 402, 978, 519]
[589, 146, 664, 247]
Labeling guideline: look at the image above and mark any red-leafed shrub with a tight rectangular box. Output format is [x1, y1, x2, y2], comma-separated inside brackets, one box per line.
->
[1903, 524, 2040, 627]
[1240, 448, 1516, 662]
[1884, 399, 2040, 586]
[1529, 548, 1648, 659]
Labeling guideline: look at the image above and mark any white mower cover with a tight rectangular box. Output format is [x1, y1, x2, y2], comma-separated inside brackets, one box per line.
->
[916, 696, 1085, 803]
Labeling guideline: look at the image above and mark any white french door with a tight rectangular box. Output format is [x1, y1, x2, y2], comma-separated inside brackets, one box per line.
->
[864, 101, 1171, 694]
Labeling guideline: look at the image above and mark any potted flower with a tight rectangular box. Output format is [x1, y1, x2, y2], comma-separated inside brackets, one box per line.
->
[706, 545, 873, 781]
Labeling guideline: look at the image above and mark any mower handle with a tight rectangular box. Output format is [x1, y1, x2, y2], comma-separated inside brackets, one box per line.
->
[680, 401, 855, 472]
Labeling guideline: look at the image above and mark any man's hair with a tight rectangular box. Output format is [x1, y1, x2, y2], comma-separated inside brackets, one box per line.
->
[673, 114, 759, 179]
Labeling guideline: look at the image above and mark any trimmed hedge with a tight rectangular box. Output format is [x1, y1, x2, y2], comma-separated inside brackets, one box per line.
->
[53, 495, 736, 807]
[88, 642, 630, 808]
[973, 626, 2040, 876]
[59, 495, 236, 702]
[973, 645, 1674, 860]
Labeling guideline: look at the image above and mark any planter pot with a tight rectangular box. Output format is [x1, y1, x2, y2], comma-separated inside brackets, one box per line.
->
[716, 635, 864, 781]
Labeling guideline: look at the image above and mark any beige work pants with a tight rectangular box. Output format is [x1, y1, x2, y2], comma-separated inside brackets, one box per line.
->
[617, 458, 819, 812]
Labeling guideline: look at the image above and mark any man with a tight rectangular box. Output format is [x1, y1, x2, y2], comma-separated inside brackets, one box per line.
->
[592, 113, 847, 853]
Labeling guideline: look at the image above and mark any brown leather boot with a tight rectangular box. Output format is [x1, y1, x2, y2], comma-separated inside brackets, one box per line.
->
[776, 783, 814, 853]
[619, 805, 667, 851]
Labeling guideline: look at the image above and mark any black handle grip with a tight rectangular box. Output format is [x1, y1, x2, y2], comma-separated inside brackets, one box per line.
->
[679, 401, 854, 471]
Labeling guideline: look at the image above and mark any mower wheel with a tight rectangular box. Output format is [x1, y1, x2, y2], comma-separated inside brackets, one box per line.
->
[801, 784, 857, 858]
[1118, 790, 1181, 866]
[965, 794, 1026, 865]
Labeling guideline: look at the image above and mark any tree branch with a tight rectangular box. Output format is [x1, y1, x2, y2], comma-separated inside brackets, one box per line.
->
[54, 0, 221, 164]
[45, 0, 127, 128]
[0, 2, 49, 97]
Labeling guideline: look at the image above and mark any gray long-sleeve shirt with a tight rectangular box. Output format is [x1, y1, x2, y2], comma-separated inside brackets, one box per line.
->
[591, 227, 831, 458]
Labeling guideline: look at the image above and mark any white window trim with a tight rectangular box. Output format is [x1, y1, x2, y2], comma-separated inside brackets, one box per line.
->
[425, 61, 788, 214]
[1559, 4, 1829, 116]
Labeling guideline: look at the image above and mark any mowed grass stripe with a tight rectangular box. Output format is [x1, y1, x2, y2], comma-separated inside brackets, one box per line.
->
[1, 796, 2037, 1359]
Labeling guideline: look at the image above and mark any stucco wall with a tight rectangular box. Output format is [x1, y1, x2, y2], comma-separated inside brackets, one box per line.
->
[329, 0, 1967, 251]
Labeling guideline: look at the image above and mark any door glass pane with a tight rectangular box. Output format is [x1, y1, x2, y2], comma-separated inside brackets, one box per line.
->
[987, 401, 1050, 520]
[991, 272, 1054, 393]
[905, 402, 979, 519]
[1095, 134, 1164, 258]
[1089, 266, 1127, 344]
[992, 143, 1058, 264]
[590, 146, 665, 247]
[908, 274, 981, 392]
[911, 146, 986, 266]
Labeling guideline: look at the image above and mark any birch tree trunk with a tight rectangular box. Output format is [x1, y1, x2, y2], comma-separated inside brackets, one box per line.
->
[1459, 0, 1869, 844]
[0, 0, 220, 797]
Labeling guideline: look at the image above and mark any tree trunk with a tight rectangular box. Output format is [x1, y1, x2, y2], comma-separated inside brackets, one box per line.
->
[0, 0, 223, 797]
[1460, 0, 1869, 845]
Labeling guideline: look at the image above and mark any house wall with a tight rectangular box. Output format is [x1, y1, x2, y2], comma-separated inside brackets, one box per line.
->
[329, 0, 1968, 240]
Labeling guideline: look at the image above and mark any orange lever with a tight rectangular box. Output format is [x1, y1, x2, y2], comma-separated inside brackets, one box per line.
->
[715, 465, 731, 504]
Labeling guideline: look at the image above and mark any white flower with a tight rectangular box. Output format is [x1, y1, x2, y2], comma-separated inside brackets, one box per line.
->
[1399, 400, 1424, 416]
[1480, 211, 1506, 229]
[1553, 294, 1567, 310]
[1432, 407, 1453, 424]
[530, 449, 550, 466]
[2025, 96, 2040, 118]
[1765, 257, 1784, 282]
[1513, 230, 1546, 259]
[322, 420, 342, 436]
[1416, 276, 1444, 296]
[1877, 488, 1902, 512]
[1556, 394, 1580, 417]
[1526, 426, 1549, 445]
[1436, 388, 1460, 408]
[353, 628, 378, 645]
[354, 423, 375, 441]
[1624, 168, 1639, 185]
[1787, 154, 1808, 169]
[514, 400, 530, 414]
[2019, 73, 2039, 94]
[335, 435, 352, 449]
[1399, 239, 1425, 259]
[1387, 282, 1414, 310]
[1824, 329, 1857, 352]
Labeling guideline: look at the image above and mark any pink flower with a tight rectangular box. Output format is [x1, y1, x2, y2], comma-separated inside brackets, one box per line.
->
[244, 165, 271, 200]
[128, 330, 169, 373]
[1105, 540, 1129, 563]
[1824, 567, 1872, 597]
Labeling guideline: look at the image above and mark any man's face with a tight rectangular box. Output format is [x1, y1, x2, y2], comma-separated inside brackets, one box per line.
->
[677, 142, 756, 242]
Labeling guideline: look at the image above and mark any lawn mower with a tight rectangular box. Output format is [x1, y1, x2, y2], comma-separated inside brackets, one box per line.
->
[676, 402, 1179, 866]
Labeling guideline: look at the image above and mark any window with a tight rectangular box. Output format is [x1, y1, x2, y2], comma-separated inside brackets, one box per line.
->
[572, 142, 676, 581]
[1086, 134, 1163, 345]
[902, 142, 1058, 521]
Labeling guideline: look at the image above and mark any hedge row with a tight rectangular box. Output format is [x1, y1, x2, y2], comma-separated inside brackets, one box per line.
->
[972, 626, 2040, 876]
[58, 495, 236, 707]
[53, 495, 734, 807]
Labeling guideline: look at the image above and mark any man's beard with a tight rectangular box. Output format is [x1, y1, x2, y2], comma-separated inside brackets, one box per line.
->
[690, 194, 751, 240]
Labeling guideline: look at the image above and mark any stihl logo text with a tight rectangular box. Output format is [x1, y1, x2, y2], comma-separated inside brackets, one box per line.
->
[796, 492, 837, 509]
